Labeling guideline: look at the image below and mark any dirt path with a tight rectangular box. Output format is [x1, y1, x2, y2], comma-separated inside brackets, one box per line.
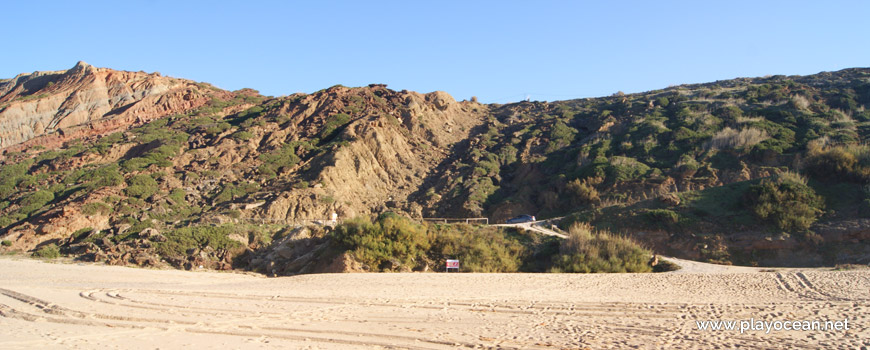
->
[0, 256, 867, 349]
[660, 256, 771, 274]
[493, 221, 568, 238]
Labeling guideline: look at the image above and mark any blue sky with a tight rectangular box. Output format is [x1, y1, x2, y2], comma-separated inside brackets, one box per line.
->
[3, 1, 869, 103]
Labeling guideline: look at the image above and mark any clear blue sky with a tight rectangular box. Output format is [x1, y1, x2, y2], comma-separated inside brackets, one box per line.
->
[3, 1, 869, 103]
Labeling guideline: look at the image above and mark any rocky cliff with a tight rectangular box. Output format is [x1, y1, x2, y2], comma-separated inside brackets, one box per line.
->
[0, 61, 220, 150]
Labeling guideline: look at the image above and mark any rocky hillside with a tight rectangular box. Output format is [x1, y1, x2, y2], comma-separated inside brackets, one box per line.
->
[0, 63, 868, 271]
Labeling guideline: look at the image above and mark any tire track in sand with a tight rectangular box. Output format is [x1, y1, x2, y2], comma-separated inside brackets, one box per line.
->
[0, 288, 548, 350]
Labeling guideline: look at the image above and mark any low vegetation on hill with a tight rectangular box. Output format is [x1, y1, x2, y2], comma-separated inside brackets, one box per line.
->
[0, 64, 868, 271]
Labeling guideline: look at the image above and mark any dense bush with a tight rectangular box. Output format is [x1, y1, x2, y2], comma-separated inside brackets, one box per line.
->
[332, 214, 430, 270]
[550, 223, 652, 273]
[428, 224, 531, 272]
[746, 172, 824, 232]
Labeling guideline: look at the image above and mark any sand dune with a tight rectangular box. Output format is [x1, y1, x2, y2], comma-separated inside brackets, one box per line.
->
[0, 257, 867, 349]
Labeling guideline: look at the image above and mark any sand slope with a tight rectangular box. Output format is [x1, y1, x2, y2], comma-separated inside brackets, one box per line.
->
[0, 257, 867, 349]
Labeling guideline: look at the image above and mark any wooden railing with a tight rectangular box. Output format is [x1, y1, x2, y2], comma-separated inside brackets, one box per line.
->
[421, 217, 489, 225]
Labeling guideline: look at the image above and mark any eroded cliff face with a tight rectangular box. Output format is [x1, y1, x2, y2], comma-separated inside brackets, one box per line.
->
[250, 86, 489, 222]
[0, 61, 215, 150]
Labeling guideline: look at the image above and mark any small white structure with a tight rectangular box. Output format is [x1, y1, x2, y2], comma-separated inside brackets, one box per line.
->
[446, 259, 460, 272]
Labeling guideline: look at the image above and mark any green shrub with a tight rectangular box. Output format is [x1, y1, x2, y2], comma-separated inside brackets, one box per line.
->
[550, 223, 652, 273]
[20, 190, 55, 216]
[746, 172, 824, 231]
[32, 244, 60, 259]
[319, 113, 352, 141]
[467, 177, 497, 204]
[472, 159, 500, 177]
[125, 174, 159, 199]
[168, 188, 186, 203]
[1, 240, 11, 247]
[0, 216, 16, 228]
[231, 131, 254, 141]
[656, 97, 670, 108]
[644, 209, 681, 228]
[70, 227, 94, 243]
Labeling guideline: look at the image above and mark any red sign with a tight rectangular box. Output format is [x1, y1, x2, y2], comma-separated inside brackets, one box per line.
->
[446, 259, 459, 269]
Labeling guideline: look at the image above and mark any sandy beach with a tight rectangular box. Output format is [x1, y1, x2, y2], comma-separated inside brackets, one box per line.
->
[0, 256, 867, 349]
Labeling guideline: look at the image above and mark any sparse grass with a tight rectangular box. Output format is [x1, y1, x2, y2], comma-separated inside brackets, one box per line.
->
[82, 202, 113, 216]
[709, 127, 768, 151]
